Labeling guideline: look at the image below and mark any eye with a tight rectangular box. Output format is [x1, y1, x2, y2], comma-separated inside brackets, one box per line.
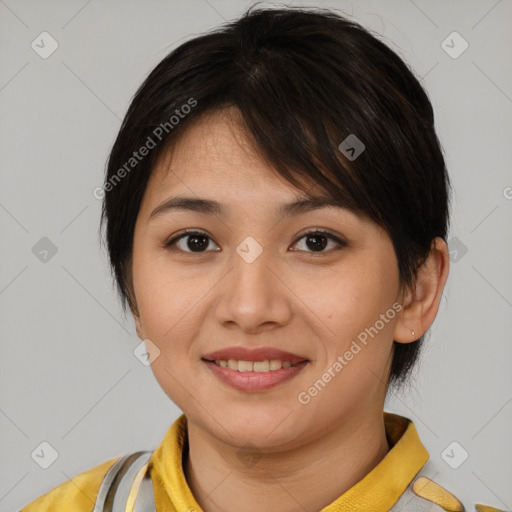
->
[165, 230, 220, 253]
[165, 228, 346, 254]
[291, 229, 346, 254]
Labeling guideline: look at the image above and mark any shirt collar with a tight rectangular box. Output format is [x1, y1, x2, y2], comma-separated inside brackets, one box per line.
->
[149, 411, 429, 512]
[321, 412, 429, 511]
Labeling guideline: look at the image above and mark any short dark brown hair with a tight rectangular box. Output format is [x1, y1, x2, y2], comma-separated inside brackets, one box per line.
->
[101, 5, 451, 389]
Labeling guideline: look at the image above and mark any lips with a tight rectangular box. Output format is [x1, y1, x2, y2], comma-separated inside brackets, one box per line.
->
[202, 346, 308, 364]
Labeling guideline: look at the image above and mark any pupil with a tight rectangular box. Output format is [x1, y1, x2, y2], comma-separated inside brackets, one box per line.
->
[188, 235, 208, 251]
[306, 234, 327, 251]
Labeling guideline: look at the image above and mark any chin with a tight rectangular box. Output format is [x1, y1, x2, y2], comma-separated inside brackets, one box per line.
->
[205, 404, 304, 448]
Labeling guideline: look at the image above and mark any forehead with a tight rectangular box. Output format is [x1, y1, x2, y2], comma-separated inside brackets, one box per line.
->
[146, 108, 327, 203]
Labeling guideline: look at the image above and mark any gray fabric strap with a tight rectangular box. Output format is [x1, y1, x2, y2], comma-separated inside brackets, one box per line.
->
[94, 454, 133, 512]
[111, 451, 153, 512]
[133, 467, 157, 512]
[93, 451, 155, 512]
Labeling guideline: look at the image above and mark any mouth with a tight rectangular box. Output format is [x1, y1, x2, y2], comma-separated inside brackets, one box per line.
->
[201, 347, 310, 392]
[202, 346, 309, 366]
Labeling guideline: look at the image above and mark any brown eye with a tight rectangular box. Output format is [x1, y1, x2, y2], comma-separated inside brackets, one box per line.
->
[165, 231, 220, 253]
[292, 230, 346, 253]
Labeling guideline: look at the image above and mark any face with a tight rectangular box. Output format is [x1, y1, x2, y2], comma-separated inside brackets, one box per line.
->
[132, 108, 404, 450]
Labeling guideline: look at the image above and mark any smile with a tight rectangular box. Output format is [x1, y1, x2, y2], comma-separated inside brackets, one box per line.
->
[202, 358, 309, 392]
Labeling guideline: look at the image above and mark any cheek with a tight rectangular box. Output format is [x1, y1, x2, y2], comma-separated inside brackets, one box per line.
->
[131, 248, 201, 405]
[295, 259, 396, 336]
[131, 245, 220, 360]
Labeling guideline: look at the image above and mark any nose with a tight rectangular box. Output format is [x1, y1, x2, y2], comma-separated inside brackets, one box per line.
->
[214, 240, 293, 334]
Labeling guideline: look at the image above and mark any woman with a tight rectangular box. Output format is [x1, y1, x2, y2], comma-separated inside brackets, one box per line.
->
[20, 5, 502, 512]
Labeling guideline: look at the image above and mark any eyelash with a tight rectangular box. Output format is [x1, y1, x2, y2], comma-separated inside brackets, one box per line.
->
[164, 229, 346, 255]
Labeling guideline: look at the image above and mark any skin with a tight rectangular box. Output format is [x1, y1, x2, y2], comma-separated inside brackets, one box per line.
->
[131, 107, 450, 512]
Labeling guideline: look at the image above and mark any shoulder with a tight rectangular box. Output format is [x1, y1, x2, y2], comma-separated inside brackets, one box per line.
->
[19, 455, 120, 512]
[384, 414, 508, 512]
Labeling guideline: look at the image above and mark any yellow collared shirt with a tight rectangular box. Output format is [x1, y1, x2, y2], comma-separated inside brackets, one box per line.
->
[19, 412, 502, 512]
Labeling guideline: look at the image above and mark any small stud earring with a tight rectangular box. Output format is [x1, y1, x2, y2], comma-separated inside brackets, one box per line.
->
[411, 330, 415, 337]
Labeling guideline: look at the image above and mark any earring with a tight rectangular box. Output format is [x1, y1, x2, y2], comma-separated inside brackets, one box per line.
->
[411, 330, 415, 337]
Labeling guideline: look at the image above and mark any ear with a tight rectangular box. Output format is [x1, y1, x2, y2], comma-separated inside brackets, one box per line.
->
[393, 237, 450, 344]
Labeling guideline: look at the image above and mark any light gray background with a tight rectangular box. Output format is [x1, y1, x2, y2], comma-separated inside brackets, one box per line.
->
[1, 1, 511, 511]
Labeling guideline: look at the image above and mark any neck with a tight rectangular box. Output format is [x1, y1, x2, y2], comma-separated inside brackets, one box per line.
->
[183, 411, 390, 512]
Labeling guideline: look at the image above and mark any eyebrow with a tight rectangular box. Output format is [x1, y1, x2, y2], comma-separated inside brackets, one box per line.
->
[149, 195, 348, 220]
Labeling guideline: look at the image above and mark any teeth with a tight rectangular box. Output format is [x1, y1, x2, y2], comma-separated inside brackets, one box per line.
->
[253, 361, 270, 372]
[214, 359, 297, 372]
[270, 359, 283, 370]
[238, 360, 253, 372]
